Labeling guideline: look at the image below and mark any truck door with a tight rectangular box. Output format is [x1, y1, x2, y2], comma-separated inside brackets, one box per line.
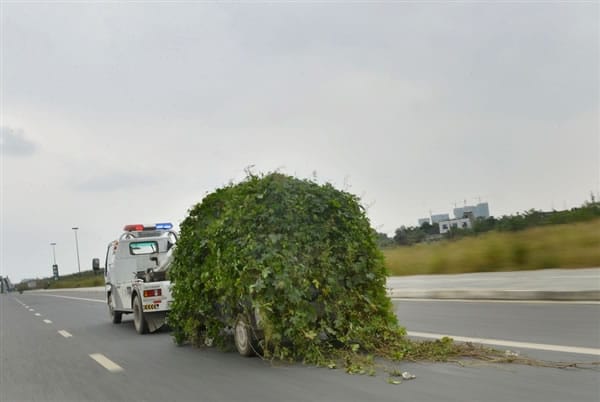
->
[105, 242, 124, 309]
[114, 241, 136, 311]
[105, 242, 116, 284]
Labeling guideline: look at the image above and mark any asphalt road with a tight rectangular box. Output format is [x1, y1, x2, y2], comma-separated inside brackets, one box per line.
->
[1, 290, 599, 401]
[394, 299, 600, 349]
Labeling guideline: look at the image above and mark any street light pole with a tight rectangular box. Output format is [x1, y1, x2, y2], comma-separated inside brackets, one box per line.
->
[72, 227, 81, 275]
[50, 242, 59, 280]
[50, 242, 57, 265]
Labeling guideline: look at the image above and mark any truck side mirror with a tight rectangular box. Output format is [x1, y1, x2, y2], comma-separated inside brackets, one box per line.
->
[92, 258, 100, 271]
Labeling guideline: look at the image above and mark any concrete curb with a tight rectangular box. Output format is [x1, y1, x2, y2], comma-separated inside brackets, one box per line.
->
[387, 289, 600, 301]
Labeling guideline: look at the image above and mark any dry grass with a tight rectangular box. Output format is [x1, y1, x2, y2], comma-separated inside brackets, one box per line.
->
[384, 219, 600, 276]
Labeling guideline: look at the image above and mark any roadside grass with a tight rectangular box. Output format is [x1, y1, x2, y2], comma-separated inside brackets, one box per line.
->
[47, 272, 104, 289]
[17, 270, 104, 291]
[383, 218, 600, 276]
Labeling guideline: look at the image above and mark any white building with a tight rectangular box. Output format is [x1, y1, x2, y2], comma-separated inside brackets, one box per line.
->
[431, 214, 450, 224]
[438, 217, 472, 234]
[453, 202, 490, 220]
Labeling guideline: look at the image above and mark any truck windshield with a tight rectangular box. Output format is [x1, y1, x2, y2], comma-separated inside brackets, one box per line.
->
[129, 241, 158, 255]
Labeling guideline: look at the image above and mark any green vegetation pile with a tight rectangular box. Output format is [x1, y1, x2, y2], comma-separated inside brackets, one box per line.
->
[168, 173, 408, 366]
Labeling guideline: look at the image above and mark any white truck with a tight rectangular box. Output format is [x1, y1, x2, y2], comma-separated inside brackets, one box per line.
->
[103, 223, 177, 334]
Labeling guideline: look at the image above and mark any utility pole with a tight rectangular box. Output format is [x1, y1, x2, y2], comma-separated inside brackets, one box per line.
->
[72, 227, 81, 275]
[50, 242, 57, 265]
[50, 242, 59, 280]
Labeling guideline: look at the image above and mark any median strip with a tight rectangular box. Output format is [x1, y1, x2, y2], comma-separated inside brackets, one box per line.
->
[89, 353, 123, 373]
[407, 331, 600, 356]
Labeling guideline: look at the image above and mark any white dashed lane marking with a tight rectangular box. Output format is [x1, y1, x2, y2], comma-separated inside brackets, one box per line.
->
[58, 330, 73, 338]
[89, 354, 123, 373]
[43, 319, 52, 324]
[34, 313, 41, 316]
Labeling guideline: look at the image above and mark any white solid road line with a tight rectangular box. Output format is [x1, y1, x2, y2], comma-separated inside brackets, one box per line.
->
[407, 331, 600, 356]
[43, 319, 52, 324]
[58, 330, 73, 338]
[32, 294, 105, 303]
[89, 353, 123, 373]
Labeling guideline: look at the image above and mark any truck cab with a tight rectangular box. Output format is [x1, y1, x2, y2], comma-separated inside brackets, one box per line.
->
[104, 223, 177, 333]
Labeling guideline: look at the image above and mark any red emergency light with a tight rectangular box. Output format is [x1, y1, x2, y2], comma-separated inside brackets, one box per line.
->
[123, 224, 144, 232]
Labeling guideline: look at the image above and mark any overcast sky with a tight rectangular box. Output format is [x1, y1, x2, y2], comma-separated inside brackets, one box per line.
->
[1, 1, 598, 282]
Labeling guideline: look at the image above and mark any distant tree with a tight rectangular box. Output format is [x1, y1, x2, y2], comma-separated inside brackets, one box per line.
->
[375, 232, 395, 248]
[420, 222, 440, 236]
[394, 226, 410, 246]
[393, 225, 428, 246]
[472, 217, 496, 234]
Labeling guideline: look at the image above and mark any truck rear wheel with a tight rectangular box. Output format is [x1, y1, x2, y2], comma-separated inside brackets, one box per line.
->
[234, 315, 256, 357]
[133, 294, 149, 334]
[108, 294, 122, 324]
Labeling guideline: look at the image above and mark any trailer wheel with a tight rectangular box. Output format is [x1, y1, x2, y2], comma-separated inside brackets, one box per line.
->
[108, 294, 122, 324]
[234, 315, 256, 357]
[133, 294, 148, 334]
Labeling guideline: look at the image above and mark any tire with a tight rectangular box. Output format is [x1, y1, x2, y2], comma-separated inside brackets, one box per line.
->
[108, 294, 122, 324]
[234, 315, 256, 357]
[133, 294, 149, 334]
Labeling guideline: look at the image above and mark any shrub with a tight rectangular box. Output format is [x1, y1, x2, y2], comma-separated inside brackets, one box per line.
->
[168, 173, 405, 364]
[511, 242, 529, 266]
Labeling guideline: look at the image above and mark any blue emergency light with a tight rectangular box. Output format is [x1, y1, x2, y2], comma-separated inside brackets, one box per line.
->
[155, 222, 173, 230]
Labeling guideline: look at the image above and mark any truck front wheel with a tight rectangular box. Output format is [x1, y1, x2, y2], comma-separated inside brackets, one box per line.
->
[108, 294, 122, 324]
[133, 294, 149, 334]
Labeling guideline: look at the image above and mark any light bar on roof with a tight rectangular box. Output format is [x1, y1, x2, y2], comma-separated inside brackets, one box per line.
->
[123, 222, 173, 232]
